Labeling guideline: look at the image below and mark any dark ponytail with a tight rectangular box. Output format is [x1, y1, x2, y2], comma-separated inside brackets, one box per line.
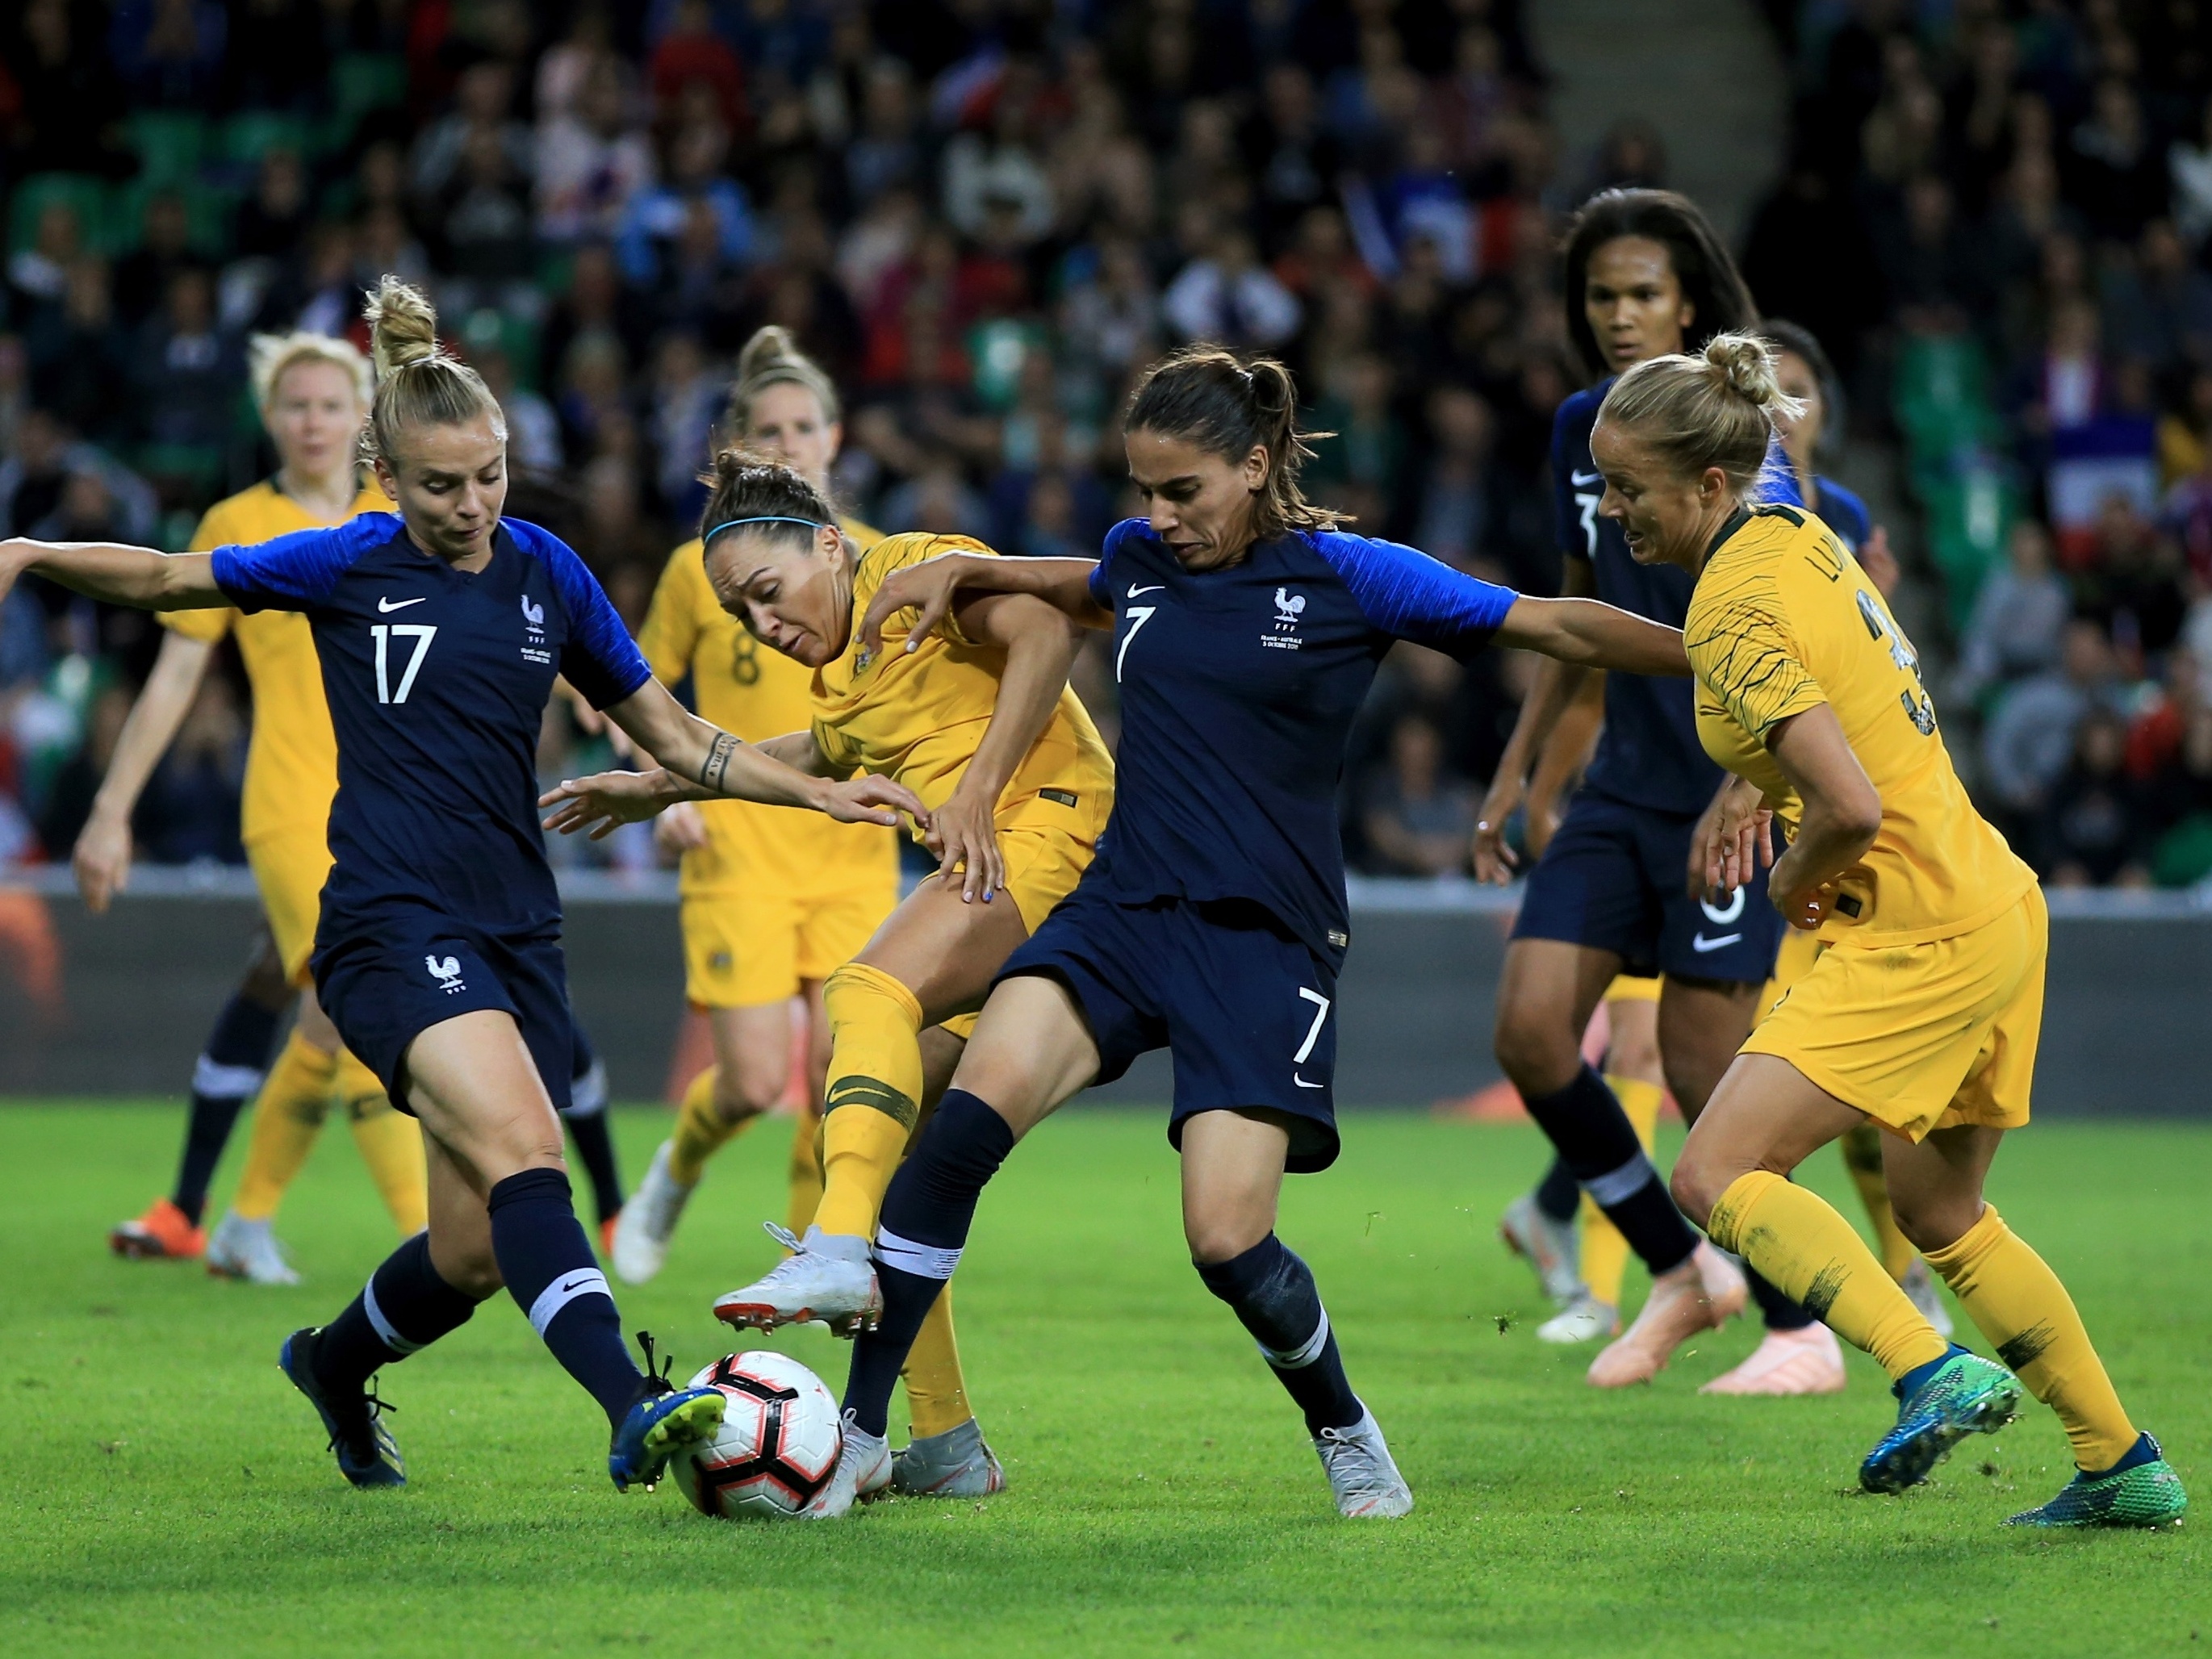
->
[1123, 345, 1340, 541]
[696, 448, 836, 554]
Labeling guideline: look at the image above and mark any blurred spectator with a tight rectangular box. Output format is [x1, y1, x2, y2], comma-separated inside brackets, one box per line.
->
[1163, 228, 1301, 348]
[233, 148, 313, 261]
[113, 192, 199, 329]
[1982, 620, 2125, 822]
[537, 55, 655, 244]
[1412, 385, 1503, 576]
[24, 263, 129, 445]
[1955, 520, 2072, 705]
[108, 0, 228, 108]
[130, 673, 245, 865]
[1360, 714, 1477, 877]
[2038, 708, 2151, 888]
[35, 682, 131, 861]
[132, 267, 239, 456]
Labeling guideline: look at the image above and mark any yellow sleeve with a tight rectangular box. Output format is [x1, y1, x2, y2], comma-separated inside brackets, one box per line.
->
[1687, 591, 1827, 742]
[854, 533, 997, 648]
[636, 544, 705, 685]
[813, 714, 856, 778]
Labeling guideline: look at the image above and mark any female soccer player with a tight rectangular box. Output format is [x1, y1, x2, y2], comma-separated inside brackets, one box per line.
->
[1612, 331, 2184, 1527]
[792, 346, 1691, 1519]
[546, 450, 1114, 1497]
[0, 278, 924, 1495]
[1473, 189, 1829, 1393]
[617, 328, 901, 1287]
[89, 332, 423, 1281]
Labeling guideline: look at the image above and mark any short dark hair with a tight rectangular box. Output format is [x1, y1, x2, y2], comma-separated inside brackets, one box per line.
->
[1757, 317, 1844, 462]
[696, 449, 835, 555]
[1562, 189, 1758, 382]
[1123, 345, 1338, 540]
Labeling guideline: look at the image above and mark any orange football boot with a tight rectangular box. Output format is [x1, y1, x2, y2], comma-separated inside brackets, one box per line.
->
[110, 1197, 206, 1260]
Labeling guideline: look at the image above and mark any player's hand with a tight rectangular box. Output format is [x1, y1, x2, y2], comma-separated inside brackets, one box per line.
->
[1859, 525, 1900, 599]
[923, 779, 1004, 904]
[73, 809, 133, 913]
[1691, 777, 1773, 900]
[1472, 775, 1522, 884]
[538, 770, 673, 840]
[811, 773, 931, 832]
[654, 798, 709, 854]
[1774, 876, 1837, 931]
[858, 554, 973, 662]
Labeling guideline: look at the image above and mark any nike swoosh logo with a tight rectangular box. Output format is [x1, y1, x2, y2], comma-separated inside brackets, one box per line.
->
[1691, 932, 1743, 952]
[378, 595, 426, 612]
[1127, 584, 1165, 597]
[1570, 470, 1601, 487]
[1294, 1073, 1324, 1089]
[556, 1273, 597, 1293]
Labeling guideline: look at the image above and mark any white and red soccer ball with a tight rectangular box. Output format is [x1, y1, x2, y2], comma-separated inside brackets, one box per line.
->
[674, 1351, 843, 1520]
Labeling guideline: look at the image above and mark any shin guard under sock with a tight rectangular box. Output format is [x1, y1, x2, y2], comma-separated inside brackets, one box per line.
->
[1924, 1203, 2138, 1470]
[1709, 1170, 1947, 1381]
[1840, 1122, 1917, 1281]
[312, 1231, 483, 1395]
[172, 990, 283, 1225]
[816, 963, 926, 1239]
[1195, 1235, 1363, 1435]
[1521, 1065, 1697, 1276]
[487, 1168, 638, 1427]
[842, 1090, 1014, 1438]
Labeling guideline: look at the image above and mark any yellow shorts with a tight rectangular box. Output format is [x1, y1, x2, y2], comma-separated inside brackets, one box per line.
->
[935, 823, 1098, 1043]
[1605, 974, 1660, 1003]
[684, 880, 896, 1009]
[1741, 886, 2046, 1143]
[1758, 927, 1823, 1022]
[246, 830, 333, 984]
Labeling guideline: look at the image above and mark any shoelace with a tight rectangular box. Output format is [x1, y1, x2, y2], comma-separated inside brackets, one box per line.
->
[330, 1379, 398, 1458]
[763, 1221, 805, 1256]
[633, 1330, 677, 1398]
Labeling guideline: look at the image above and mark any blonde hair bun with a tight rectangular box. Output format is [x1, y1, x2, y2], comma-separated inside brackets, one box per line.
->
[726, 324, 842, 436]
[736, 324, 801, 381]
[248, 331, 373, 412]
[1703, 332, 1797, 420]
[364, 275, 442, 380]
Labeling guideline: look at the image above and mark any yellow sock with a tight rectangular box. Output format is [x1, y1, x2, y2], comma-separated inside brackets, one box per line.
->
[1709, 1170, 1949, 1381]
[784, 1101, 825, 1236]
[1923, 1203, 2138, 1471]
[668, 1065, 757, 1187]
[1840, 1122, 1916, 1281]
[336, 1051, 427, 1235]
[229, 1031, 338, 1220]
[813, 963, 924, 1240]
[901, 1281, 973, 1440]
[1579, 1074, 1662, 1306]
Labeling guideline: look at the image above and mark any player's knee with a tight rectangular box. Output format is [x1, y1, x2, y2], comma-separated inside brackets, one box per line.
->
[1492, 1007, 1578, 1096]
[712, 1072, 777, 1123]
[1668, 1153, 1725, 1231]
[1184, 1208, 1270, 1265]
[1888, 1190, 1976, 1255]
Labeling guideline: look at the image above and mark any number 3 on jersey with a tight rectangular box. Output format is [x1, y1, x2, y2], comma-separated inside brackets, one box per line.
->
[371, 622, 437, 704]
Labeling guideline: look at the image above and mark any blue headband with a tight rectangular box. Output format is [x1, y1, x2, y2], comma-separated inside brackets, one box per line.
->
[704, 515, 826, 545]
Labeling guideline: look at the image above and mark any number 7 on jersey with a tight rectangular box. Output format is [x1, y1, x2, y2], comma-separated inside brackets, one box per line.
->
[371, 623, 437, 705]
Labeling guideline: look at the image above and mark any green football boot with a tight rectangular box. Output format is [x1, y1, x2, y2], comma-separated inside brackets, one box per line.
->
[2008, 1434, 2188, 1528]
[1861, 1346, 2021, 1494]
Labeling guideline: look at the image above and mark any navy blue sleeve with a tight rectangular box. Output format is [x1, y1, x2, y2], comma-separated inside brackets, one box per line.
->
[1309, 529, 1518, 658]
[211, 514, 391, 612]
[1814, 478, 1871, 551]
[1090, 518, 1144, 608]
[522, 523, 653, 708]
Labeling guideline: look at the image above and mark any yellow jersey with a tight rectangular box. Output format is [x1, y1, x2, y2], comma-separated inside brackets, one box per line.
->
[638, 518, 898, 898]
[814, 533, 1114, 841]
[1687, 505, 2033, 947]
[161, 478, 388, 848]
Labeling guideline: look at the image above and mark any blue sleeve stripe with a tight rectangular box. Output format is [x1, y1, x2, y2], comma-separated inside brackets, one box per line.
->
[1311, 530, 1517, 656]
[527, 520, 654, 708]
[211, 516, 383, 610]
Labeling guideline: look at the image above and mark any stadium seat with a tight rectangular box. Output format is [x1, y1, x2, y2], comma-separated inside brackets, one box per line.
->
[6, 173, 113, 257]
[124, 112, 210, 193]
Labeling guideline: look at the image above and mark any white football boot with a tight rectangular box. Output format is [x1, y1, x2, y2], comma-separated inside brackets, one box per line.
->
[1699, 1321, 1849, 1395]
[205, 1211, 302, 1285]
[1901, 1259, 1955, 1339]
[892, 1417, 1006, 1498]
[1537, 1291, 1620, 1344]
[611, 1142, 694, 1285]
[713, 1223, 882, 1336]
[1586, 1241, 1747, 1387]
[1499, 1193, 1583, 1307]
[805, 1412, 893, 1519]
[1314, 1404, 1413, 1519]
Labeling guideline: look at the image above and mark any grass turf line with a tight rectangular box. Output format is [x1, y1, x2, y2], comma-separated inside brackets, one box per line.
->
[0, 1104, 2205, 1657]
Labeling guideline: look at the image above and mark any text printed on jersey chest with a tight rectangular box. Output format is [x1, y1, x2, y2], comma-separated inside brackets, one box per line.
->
[1262, 586, 1307, 650]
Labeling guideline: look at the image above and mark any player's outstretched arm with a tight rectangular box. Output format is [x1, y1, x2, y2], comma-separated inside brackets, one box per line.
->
[1762, 704, 1883, 930]
[73, 630, 218, 912]
[0, 539, 226, 612]
[926, 592, 1084, 903]
[858, 553, 1110, 659]
[1494, 594, 1688, 678]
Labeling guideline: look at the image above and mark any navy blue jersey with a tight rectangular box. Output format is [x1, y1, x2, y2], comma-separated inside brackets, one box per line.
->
[1551, 382, 1804, 817]
[1812, 475, 1871, 552]
[1084, 520, 1516, 963]
[212, 513, 650, 938]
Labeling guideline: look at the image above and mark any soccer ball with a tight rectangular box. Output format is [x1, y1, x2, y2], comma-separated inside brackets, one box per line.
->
[673, 1351, 843, 1520]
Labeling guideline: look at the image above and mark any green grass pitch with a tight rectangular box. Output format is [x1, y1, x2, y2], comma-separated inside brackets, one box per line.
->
[2, 1104, 2207, 1657]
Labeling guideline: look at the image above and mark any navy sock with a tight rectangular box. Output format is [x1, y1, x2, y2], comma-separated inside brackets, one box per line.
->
[1747, 1264, 1816, 1331]
[842, 1089, 1014, 1438]
[1194, 1235, 1363, 1435]
[559, 1032, 622, 1225]
[312, 1231, 484, 1394]
[1895, 1342, 1969, 1399]
[1534, 1156, 1580, 1225]
[487, 1168, 638, 1427]
[1520, 1065, 1697, 1276]
[170, 991, 282, 1224]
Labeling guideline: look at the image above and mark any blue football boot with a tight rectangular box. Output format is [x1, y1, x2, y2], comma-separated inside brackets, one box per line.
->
[2007, 1433, 2189, 1528]
[608, 1331, 725, 1494]
[279, 1327, 405, 1489]
[1860, 1346, 2021, 1494]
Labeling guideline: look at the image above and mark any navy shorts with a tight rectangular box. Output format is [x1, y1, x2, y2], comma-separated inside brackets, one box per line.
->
[1511, 788, 1783, 984]
[313, 913, 575, 1115]
[998, 887, 1342, 1172]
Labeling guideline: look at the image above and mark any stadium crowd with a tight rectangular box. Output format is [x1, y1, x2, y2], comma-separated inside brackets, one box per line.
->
[1, 0, 2210, 888]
